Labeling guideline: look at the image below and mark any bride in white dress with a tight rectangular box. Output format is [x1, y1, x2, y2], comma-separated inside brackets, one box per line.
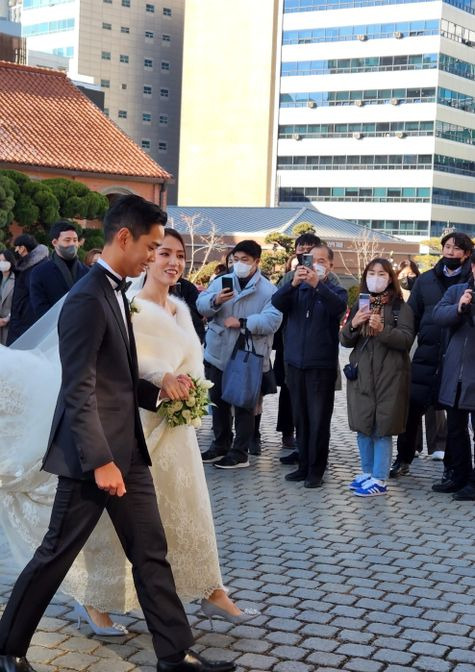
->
[0, 229, 256, 631]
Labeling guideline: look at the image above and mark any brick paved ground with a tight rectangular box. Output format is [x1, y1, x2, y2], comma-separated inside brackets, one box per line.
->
[1, 353, 475, 672]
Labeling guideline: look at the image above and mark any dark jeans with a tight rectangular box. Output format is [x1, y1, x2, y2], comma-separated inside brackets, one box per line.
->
[205, 362, 255, 461]
[286, 365, 336, 480]
[0, 452, 192, 659]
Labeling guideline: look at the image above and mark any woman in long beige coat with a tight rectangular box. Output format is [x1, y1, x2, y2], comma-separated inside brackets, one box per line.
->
[0, 249, 15, 345]
[340, 258, 414, 497]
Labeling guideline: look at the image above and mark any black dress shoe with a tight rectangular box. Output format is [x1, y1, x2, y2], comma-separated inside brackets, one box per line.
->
[280, 451, 299, 465]
[285, 469, 306, 482]
[432, 479, 464, 493]
[389, 459, 410, 478]
[304, 477, 323, 488]
[453, 483, 475, 501]
[157, 651, 235, 672]
[0, 656, 37, 672]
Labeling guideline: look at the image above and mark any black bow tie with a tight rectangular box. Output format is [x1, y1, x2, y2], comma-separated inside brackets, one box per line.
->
[100, 265, 131, 293]
[115, 278, 132, 294]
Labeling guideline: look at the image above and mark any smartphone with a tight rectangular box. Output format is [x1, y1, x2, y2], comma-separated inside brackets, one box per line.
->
[222, 276, 233, 292]
[302, 254, 314, 269]
[359, 293, 371, 311]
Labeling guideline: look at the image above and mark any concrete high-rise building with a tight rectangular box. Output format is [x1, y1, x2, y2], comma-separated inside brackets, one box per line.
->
[178, 0, 282, 207]
[179, 0, 475, 240]
[20, 0, 184, 203]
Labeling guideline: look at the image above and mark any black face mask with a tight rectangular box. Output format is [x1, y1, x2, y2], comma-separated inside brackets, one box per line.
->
[443, 257, 463, 270]
[296, 253, 303, 266]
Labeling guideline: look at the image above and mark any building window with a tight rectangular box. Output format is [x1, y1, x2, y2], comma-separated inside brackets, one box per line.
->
[52, 46, 74, 57]
[144, 58, 153, 69]
[146, 3, 155, 12]
[161, 61, 170, 72]
[121, 26, 130, 33]
[145, 30, 154, 39]
[101, 79, 110, 88]
[160, 88, 169, 98]
[142, 139, 151, 149]
[120, 54, 129, 63]
[121, 83, 127, 90]
[118, 110, 128, 118]
[143, 85, 152, 95]
[159, 114, 168, 125]
[102, 22, 112, 30]
[143, 112, 152, 122]
[101, 51, 111, 60]
[23, 18, 75, 36]
[122, 0, 130, 6]
[158, 141, 167, 152]
[103, 0, 112, 3]
[163, 7, 172, 15]
[162, 34, 171, 43]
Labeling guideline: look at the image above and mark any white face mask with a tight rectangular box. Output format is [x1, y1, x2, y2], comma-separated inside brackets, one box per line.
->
[366, 276, 389, 294]
[313, 263, 327, 278]
[233, 261, 253, 279]
[0, 261, 11, 272]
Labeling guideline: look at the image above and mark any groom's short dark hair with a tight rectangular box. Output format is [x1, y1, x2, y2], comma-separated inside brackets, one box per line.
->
[103, 195, 167, 243]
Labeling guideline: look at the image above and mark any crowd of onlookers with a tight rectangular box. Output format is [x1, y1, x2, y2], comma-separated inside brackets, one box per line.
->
[2, 218, 475, 502]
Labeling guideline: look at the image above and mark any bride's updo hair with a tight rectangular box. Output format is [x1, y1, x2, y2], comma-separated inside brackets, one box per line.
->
[163, 227, 186, 259]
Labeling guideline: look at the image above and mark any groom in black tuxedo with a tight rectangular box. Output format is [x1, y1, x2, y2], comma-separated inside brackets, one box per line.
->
[0, 196, 234, 672]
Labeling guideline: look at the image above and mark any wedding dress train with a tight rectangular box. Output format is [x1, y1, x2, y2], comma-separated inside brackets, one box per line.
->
[0, 295, 223, 612]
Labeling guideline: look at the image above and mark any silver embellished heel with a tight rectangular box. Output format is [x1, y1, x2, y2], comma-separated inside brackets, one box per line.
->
[200, 598, 260, 626]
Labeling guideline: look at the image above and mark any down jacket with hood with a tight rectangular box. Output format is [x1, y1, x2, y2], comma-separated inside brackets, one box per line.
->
[340, 300, 414, 436]
[197, 269, 282, 373]
[407, 257, 472, 407]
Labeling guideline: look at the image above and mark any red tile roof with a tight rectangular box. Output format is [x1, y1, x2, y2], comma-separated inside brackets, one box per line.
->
[0, 61, 171, 180]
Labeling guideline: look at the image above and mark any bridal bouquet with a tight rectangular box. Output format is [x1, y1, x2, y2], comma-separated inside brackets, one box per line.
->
[159, 377, 214, 428]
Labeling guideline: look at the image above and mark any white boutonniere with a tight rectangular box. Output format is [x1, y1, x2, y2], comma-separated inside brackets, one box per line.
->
[129, 298, 140, 317]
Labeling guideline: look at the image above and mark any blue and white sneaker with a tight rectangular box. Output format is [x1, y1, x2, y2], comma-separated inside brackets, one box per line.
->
[348, 474, 371, 490]
[353, 479, 388, 497]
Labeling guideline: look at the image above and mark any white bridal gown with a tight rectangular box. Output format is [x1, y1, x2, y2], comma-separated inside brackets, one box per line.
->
[0, 294, 223, 612]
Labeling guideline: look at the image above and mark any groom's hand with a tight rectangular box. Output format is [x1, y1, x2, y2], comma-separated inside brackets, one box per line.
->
[160, 373, 190, 401]
[94, 462, 126, 497]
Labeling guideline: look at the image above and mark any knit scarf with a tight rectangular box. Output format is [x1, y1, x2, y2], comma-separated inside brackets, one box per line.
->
[362, 290, 391, 337]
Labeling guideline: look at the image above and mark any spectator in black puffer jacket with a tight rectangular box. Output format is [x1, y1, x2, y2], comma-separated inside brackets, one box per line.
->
[390, 232, 473, 480]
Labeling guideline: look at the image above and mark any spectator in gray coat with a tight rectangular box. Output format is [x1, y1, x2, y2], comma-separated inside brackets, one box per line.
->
[197, 240, 282, 469]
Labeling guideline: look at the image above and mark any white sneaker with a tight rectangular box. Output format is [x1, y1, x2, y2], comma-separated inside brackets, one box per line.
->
[431, 451, 445, 461]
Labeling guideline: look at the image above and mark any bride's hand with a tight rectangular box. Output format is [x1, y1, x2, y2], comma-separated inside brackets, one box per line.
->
[161, 373, 190, 400]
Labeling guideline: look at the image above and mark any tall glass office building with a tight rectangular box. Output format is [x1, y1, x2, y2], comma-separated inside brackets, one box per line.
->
[277, 0, 475, 238]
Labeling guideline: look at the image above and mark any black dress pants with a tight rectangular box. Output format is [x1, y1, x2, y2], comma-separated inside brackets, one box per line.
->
[205, 362, 254, 461]
[396, 401, 427, 464]
[276, 381, 294, 437]
[286, 365, 336, 480]
[445, 405, 472, 486]
[0, 452, 193, 659]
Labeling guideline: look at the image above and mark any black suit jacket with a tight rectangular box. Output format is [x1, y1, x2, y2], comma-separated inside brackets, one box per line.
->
[30, 255, 89, 319]
[42, 264, 159, 479]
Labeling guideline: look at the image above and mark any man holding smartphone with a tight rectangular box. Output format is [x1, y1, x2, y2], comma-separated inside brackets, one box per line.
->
[197, 240, 282, 468]
[272, 245, 347, 488]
